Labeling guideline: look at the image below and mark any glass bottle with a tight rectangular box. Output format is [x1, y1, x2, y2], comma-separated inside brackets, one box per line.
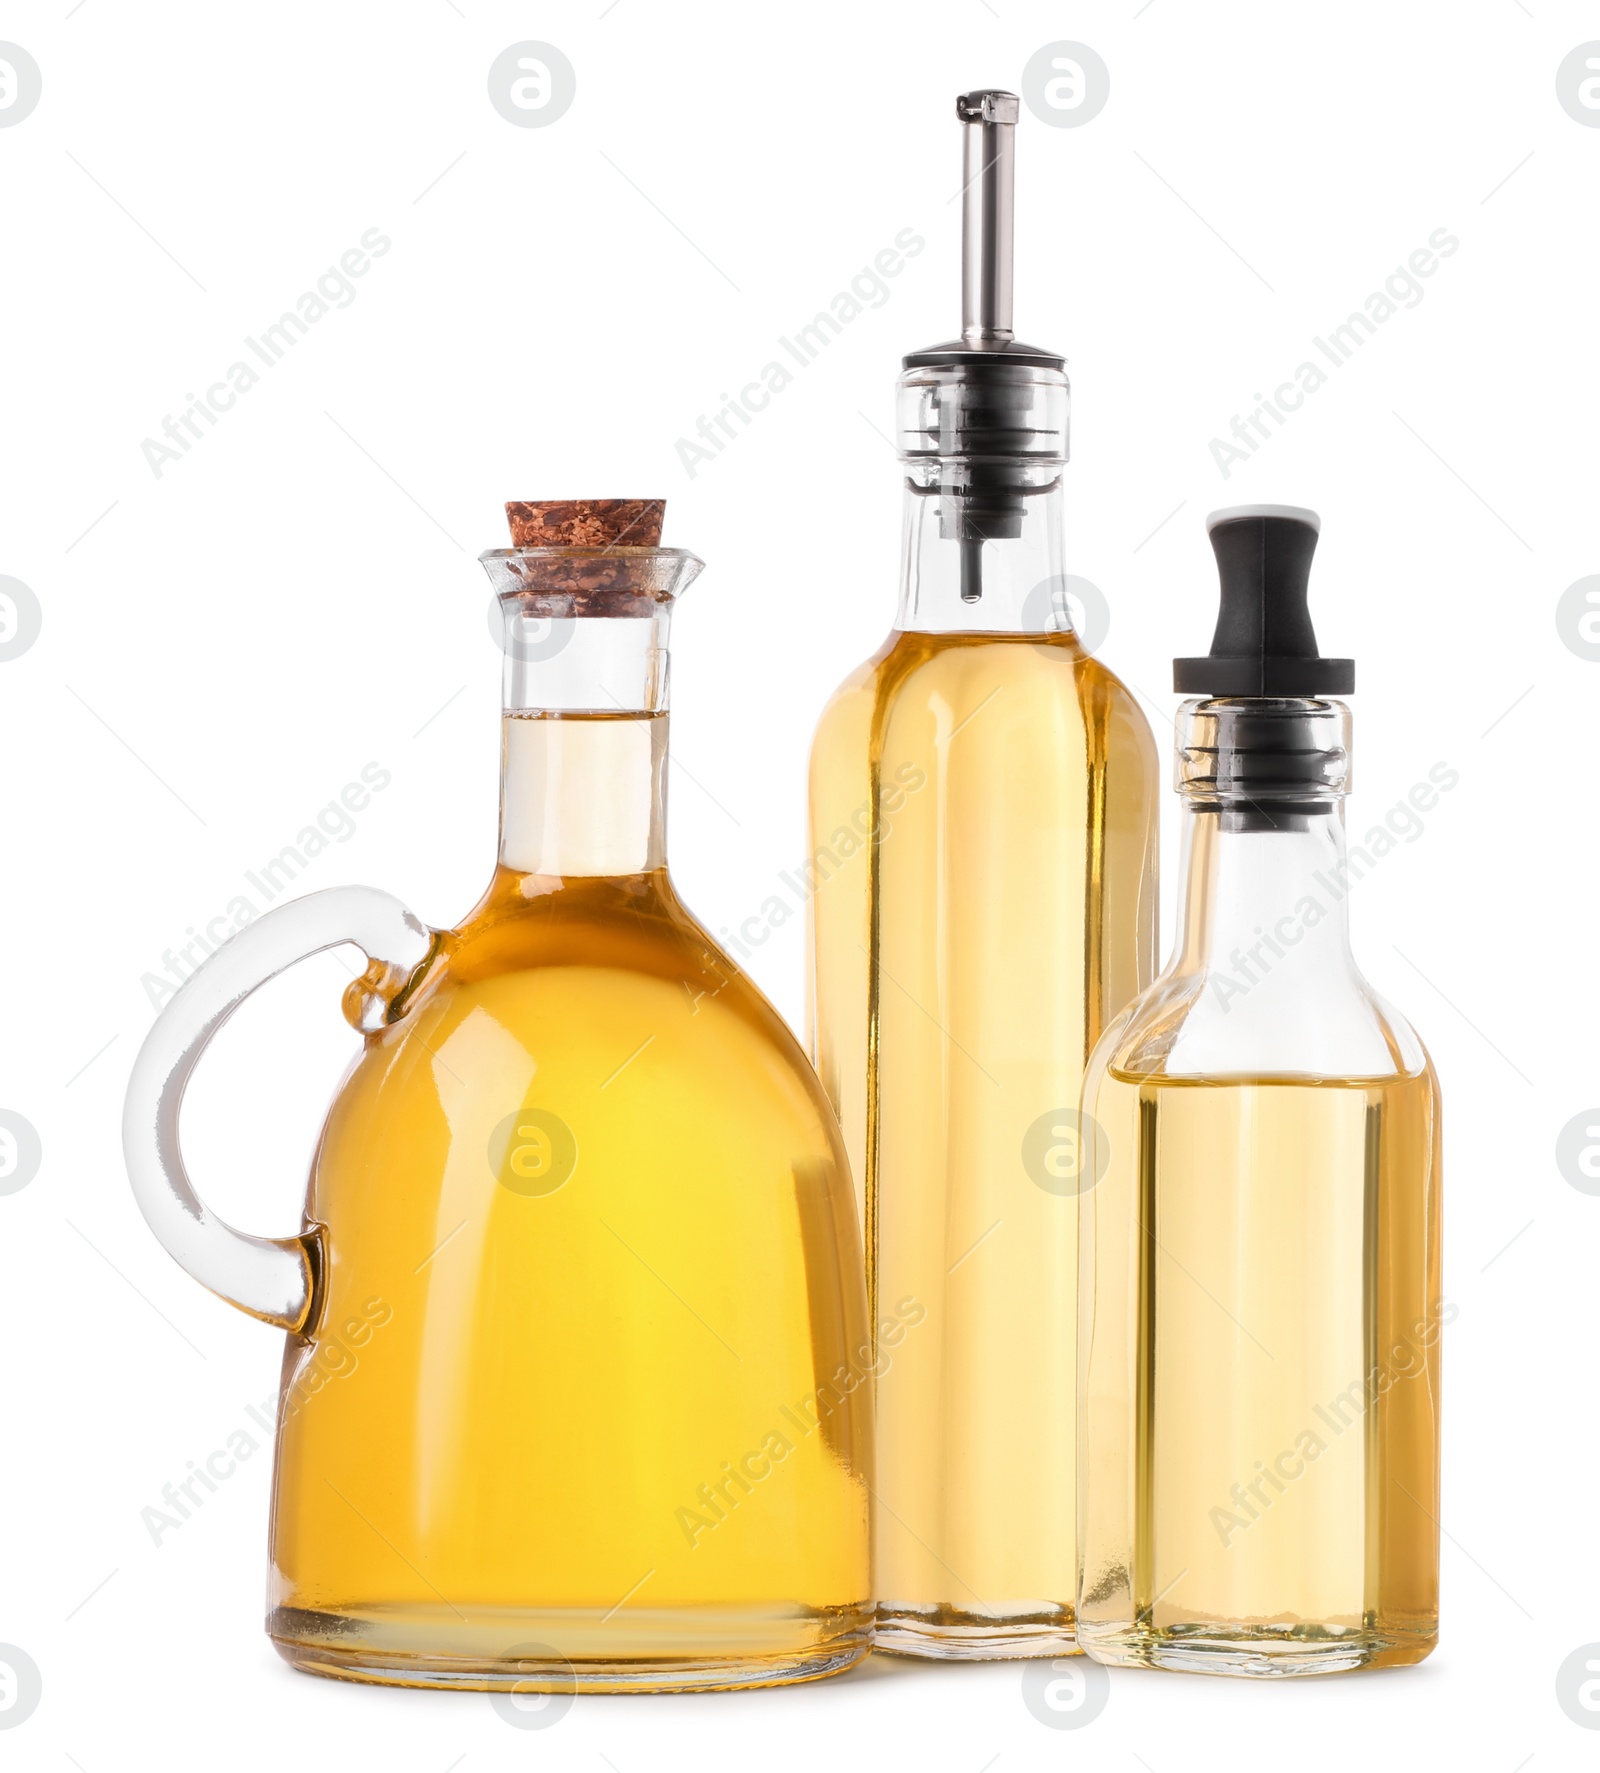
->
[1077, 505, 1442, 1676]
[807, 92, 1159, 1657]
[123, 503, 872, 1691]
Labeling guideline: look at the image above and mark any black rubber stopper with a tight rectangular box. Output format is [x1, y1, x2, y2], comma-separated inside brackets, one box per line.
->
[1174, 508, 1354, 696]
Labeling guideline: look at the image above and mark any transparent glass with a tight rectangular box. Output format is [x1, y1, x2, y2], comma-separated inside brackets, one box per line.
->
[807, 407, 1160, 1657]
[1077, 698, 1442, 1677]
[127, 545, 872, 1693]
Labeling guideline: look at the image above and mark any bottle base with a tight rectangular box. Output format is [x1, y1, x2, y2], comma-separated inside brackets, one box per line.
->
[269, 1601, 874, 1693]
[1077, 1619, 1436, 1678]
[874, 1602, 1077, 1661]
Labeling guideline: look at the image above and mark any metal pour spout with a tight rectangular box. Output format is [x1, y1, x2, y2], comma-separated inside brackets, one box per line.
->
[898, 88, 1069, 608]
[958, 90, 1018, 347]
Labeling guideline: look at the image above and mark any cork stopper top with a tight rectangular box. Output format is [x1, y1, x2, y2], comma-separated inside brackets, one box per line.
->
[485, 498, 695, 616]
[505, 499, 665, 549]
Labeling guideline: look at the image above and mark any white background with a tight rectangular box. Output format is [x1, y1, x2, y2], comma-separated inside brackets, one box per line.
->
[2, 1, 1595, 1767]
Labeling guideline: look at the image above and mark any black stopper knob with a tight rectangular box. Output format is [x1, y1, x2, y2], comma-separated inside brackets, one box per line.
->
[1174, 506, 1354, 697]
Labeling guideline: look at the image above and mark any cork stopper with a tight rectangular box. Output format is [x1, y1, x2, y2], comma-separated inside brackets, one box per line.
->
[491, 497, 677, 616]
[505, 499, 664, 549]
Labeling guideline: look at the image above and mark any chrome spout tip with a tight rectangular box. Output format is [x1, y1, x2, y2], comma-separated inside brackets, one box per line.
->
[958, 88, 1018, 345]
[956, 90, 1019, 124]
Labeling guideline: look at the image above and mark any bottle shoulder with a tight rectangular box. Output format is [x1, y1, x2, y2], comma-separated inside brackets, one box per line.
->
[818, 630, 1157, 738]
[384, 871, 828, 1095]
[810, 647, 892, 772]
[1092, 961, 1433, 1088]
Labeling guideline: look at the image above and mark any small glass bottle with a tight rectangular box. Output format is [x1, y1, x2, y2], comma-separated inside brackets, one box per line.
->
[1077, 505, 1442, 1676]
[123, 501, 872, 1691]
[808, 92, 1159, 1657]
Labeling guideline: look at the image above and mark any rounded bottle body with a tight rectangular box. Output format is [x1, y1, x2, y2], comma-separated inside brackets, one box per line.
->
[271, 866, 873, 1690]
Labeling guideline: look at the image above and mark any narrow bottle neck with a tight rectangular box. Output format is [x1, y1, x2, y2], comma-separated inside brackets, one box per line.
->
[1173, 805, 1358, 985]
[494, 595, 673, 881]
[499, 713, 667, 879]
[895, 475, 1065, 633]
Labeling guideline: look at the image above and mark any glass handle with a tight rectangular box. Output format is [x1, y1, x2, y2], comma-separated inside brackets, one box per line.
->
[122, 885, 434, 1333]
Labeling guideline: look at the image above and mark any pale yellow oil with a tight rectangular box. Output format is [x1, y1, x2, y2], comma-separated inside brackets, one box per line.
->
[1077, 1069, 1442, 1675]
[808, 630, 1159, 1654]
[268, 717, 872, 1691]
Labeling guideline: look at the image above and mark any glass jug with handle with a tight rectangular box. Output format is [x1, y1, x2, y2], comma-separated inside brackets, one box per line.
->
[123, 500, 874, 1693]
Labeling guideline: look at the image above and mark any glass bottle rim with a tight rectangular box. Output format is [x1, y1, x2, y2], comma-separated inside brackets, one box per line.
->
[478, 544, 704, 565]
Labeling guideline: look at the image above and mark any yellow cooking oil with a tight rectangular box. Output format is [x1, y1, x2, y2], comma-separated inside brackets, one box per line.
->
[268, 713, 873, 1690]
